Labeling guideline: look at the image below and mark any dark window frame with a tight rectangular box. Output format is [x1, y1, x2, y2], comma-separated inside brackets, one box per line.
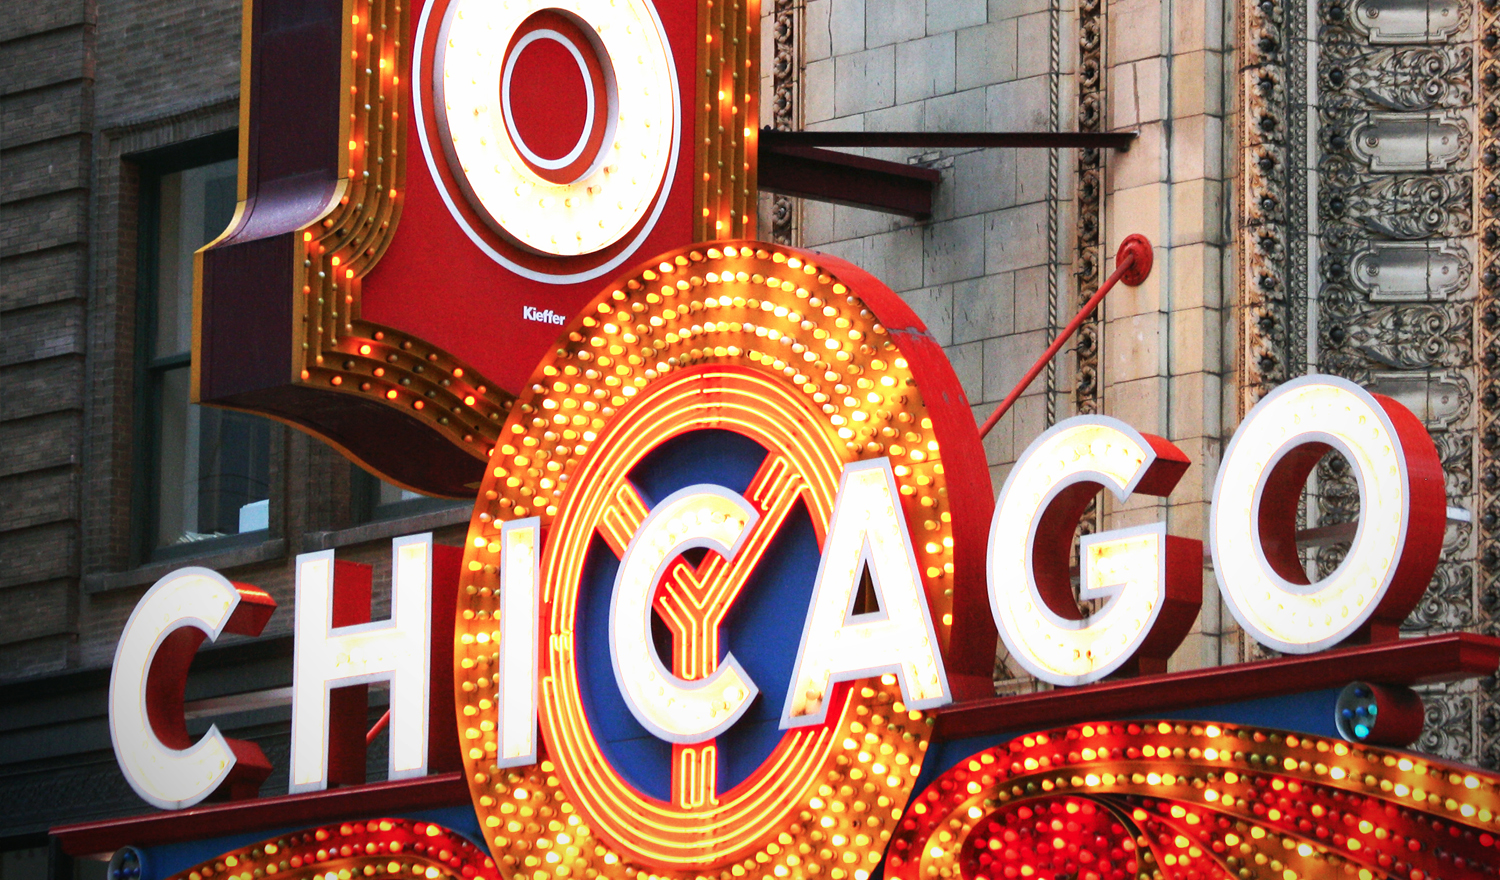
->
[130, 132, 274, 563]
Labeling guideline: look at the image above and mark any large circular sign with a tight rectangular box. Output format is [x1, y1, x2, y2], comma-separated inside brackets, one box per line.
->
[417, 0, 680, 274]
[455, 242, 994, 878]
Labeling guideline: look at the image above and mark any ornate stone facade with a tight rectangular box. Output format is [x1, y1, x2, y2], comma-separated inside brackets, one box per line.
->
[1239, 0, 1298, 410]
[1241, 0, 1488, 765]
[1075, 0, 1106, 418]
[1478, 0, 1500, 769]
[770, 0, 800, 245]
[1318, 0, 1480, 763]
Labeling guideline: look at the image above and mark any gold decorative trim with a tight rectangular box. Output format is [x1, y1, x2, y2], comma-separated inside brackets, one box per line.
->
[695, 0, 760, 241]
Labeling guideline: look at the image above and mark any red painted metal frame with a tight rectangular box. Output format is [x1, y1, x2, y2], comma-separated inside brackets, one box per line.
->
[197, 0, 708, 496]
[327, 561, 373, 787]
[500, 10, 616, 186]
[1250, 388, 1447, 644]
[934, 631, 1500, 740]
[57, 633, 1498, 858]
[316, 546, 465, 789]
[145, 583, 278, 802]
[51, 772, 471, 857]
[978, 234, 1153, 439]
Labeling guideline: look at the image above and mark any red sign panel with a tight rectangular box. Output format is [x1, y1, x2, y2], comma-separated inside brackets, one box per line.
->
[196, 0, 757, 494]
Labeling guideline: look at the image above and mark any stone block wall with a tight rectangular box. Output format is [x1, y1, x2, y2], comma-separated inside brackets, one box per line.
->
[764, 0, 1239, 677]
[799, 0, 1073, 487]
[1096, 0, 1237, 670]
[0, 0, 254, 681]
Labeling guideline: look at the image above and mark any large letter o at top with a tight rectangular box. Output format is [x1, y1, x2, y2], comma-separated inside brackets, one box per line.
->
[429, 0, 678, 261]
[1211, 376, 1445, 654]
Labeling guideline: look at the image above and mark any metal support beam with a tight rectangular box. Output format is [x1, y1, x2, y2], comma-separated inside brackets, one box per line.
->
[756, 129, 1137, 218]
[759, 128, 1138, 151]
[758, 142, 941, 218]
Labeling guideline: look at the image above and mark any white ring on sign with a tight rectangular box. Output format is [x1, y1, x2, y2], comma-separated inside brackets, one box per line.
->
[416, 0, 679, 277]
[500, 30, 596, 172]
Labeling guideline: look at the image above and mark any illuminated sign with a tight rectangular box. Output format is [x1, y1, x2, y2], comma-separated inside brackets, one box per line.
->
[289, 535, 437, 793]
[194, 0, 759, 495]
[886, 720, 1500, 880]
[143, 723, 1500, 880]
[1211, 376, 1444, 652]
[93, 1, 1499, 878]
[491, 517, 541, 769]
[782, 458, 950, 728]
[113, 237, 1469, 879]
[453, 241, 992, 873]
[988, 416, 1199, 685]
[426, 0, 679, 263]
[108, 568, 276, 809]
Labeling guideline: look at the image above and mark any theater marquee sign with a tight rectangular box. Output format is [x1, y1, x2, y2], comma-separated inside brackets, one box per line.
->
[54, 0, 1500, 879]
[101, 272, 1500, 877]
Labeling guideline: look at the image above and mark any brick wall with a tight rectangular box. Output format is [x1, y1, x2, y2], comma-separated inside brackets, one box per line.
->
[0, 0, 386, 679]
[92, 0, 241, 129]
[0, 0, 95, 677]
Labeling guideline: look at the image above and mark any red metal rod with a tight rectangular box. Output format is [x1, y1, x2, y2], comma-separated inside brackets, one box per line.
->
[977, 235, 1154, 439]
[366, 708, 391, 745]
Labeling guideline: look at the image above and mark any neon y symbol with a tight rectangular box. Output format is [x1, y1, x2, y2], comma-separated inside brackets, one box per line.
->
[600, 454, 809, 808]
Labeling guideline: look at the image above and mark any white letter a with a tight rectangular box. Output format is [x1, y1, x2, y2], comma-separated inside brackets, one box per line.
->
[781, 458, 950, 728]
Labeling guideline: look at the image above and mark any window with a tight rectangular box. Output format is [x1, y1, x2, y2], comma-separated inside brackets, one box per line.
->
[137, 142, 273, 558]
[350, 464, 461, 523]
